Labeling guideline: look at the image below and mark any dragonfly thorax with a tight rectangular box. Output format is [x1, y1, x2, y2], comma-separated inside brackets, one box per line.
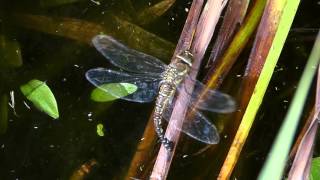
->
[161, 62, 189, 88]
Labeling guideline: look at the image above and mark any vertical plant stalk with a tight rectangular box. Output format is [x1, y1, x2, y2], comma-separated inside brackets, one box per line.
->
[289, 106, 315, 160]
[203, 0, 266, 92]
[206, 0, 268, 89]
[287, 108, 318, 179]
[258, 30, 320, 180]
[288, 66, 320, 179]
[190, 4, 266, 173]
[207, 0, 249, 67]
[125, 0, 204, 179]
[218, 0, 299, 179]
[287, 38, 320, 179]
[150, 0, 227, 179]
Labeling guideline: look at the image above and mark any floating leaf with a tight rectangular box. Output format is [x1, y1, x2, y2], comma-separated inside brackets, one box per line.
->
[20, 79, 59, 119]
[90, 83, 137, 102]
[0, 94, 8, 134]
[96, 123, 104, 137]
[310, 157, 320, 180]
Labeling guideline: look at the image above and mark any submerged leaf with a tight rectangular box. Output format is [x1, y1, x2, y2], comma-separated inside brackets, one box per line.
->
[39, 0, 86, 8]
[90, 83, 138, 102]
[0, 35, 23, 68]
[310, 157, 320, 180]
[20, 79, 59, 119]
[0, 94, 8, 134]
[137, 0, 176, 25]
[12, 14, 174, 60]
[96, 123, 104, 137]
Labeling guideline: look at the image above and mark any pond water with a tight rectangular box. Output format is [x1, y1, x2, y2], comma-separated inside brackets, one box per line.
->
[0, 0, 319, 179]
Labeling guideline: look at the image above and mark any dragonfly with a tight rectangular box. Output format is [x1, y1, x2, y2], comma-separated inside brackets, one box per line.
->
[86, 35, 236, 151]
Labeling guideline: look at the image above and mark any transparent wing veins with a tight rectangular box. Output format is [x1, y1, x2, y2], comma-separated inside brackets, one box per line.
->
[92, 35, 166, 74]
[86, 68, 161, 103]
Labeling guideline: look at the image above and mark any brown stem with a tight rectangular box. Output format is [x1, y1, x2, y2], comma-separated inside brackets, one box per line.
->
[288, 64, 320, 179]
[287, 108, 318, 179]
[187, 0, 266, 126]
[206, 0, 249, 68]
[150, 0, 228, 179]
[288, 107, 314, 160]
[125, 0, 203, 179]
[218, 0, 288, 178]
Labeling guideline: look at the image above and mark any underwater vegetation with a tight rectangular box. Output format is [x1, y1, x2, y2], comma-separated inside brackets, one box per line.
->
[0, 0, 319, 179]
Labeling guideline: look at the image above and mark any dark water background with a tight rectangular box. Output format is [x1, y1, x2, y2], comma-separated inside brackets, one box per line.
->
[0, 0, 319, 179]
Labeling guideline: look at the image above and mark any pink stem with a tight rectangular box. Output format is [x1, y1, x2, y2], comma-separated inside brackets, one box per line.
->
[288, 64, 320, 179]
[150, 0, 228, 179]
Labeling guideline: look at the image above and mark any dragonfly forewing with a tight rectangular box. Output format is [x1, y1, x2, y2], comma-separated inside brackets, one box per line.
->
[86, 68, 161, 103]
[92, 35, 167, 75]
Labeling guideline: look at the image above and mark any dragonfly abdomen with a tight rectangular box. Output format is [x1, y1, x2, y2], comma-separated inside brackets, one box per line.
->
[154, 82, 175, 151]
[153, 64, 183, 151]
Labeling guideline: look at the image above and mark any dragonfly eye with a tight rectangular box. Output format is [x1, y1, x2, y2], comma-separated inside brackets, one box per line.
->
[176, 50, 193, 67]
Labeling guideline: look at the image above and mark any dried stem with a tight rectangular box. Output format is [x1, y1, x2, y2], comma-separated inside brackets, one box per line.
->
[288, 106, 314, 160]
[206, 0, 249, 68]
[150, 0, 228, 179]
[287, 108, 318, 179]
[125, 0, 203, 179]
[287, 63, 320, 179]
[186, 0, 266, 128]
[216, 0, 286, 178]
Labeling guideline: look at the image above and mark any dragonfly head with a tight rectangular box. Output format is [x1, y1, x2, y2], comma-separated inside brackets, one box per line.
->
[176, 50, 193, 67]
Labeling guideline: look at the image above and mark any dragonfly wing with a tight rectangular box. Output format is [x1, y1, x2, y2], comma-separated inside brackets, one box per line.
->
[180, 76, 236, 113]
[162, 99, 220, 144]
[86, 68, 161, 103]
[92, 35, 167, 74]
[182, 109, 220, 144]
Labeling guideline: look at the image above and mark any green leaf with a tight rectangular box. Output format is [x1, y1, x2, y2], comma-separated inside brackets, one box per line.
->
[96, 123, 105, 137]
[310, 157, 320, 180]
[20, 79, 59, 119]
[259, 30, 320, 179]
[90, 83, 138, 102]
